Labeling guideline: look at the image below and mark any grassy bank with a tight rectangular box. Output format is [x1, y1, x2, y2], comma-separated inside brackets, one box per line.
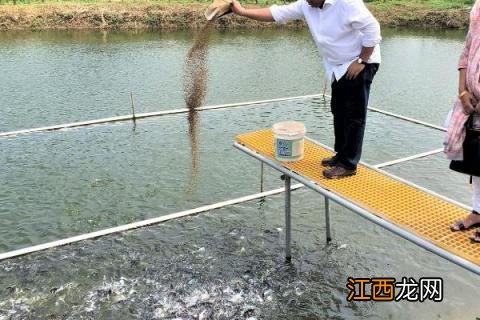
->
[0, 0, 473, 30]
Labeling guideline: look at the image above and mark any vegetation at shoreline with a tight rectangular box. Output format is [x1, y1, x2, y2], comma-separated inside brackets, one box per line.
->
[0, 0, 473, 30]
[367, 0, 473, 10]
[369, 0, 471, 28]
[0, 0, 475, 7]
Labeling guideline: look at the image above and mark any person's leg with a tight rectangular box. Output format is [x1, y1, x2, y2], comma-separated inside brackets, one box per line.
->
[469, 176, 480, 241]
[473, 176, 480, 213]
[330, 78, 346, 158]
[323, 64, 378, 178]
[451, 176, 480, 231]
[322, 78, 346, 167]
[338, 64, 378, 170]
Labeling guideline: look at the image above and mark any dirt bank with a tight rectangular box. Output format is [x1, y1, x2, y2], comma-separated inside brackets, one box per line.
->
[0, 2, 470, 31]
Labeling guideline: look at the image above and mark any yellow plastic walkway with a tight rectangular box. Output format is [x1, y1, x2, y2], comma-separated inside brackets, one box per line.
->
[235, 129, 480, 268]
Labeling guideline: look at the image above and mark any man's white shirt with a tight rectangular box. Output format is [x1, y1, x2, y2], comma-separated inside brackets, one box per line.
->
[270, 0, 381, 81]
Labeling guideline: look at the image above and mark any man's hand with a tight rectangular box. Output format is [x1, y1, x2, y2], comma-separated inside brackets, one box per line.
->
[229, 0, 274, 21]
[461, 92, 476, 115]
[231, 0, 246, 16]
[346, 61, 365, 80]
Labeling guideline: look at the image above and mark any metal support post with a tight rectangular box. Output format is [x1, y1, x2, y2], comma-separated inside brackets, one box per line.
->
[282, 174, 292, 262]
[260, 163, 264, 193]
[325, 196, 332, 243]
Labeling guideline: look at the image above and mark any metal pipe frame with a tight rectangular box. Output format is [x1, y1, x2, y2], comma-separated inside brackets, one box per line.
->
[234, 142, 480, 275]
[0, 146, 441, 262]
[0, 93, 459, 265]
[0, 144, 465, 263]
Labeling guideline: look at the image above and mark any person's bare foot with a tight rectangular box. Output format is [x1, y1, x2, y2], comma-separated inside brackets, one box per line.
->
[450, 211, 480, 231]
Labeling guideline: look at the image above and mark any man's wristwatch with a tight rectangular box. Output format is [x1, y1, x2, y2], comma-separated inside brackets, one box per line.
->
[357, 58, 366, 65]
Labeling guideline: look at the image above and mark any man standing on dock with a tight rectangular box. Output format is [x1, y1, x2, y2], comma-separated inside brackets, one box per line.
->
[231, 0, 381, 179]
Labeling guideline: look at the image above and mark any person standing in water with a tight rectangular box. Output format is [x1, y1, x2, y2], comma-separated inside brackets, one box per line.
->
[230, 0, 381, 179]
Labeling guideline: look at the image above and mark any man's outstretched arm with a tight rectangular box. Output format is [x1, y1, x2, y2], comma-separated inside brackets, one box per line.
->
[231, 0, 275, 22]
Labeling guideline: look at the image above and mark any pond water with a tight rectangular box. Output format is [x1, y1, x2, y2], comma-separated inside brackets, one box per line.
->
[0, 27, 479, 319]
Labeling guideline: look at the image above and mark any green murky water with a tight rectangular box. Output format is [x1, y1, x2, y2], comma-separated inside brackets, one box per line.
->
[0, 27, 478, 319]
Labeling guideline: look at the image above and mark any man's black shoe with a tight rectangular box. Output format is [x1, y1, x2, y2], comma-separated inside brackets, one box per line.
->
[321, 156, 338, 167]
[322, 166, 357, 179]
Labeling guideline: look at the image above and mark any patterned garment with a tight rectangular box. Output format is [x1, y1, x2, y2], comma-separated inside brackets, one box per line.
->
[444, 0, 480, 160]
[444, 100, 469, 160]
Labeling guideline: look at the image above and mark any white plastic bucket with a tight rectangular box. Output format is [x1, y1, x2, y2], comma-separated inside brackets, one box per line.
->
[272, 121, 306, 162]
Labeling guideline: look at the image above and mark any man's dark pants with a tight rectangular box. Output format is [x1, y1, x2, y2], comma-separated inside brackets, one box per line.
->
[330, 63, 379, 170]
